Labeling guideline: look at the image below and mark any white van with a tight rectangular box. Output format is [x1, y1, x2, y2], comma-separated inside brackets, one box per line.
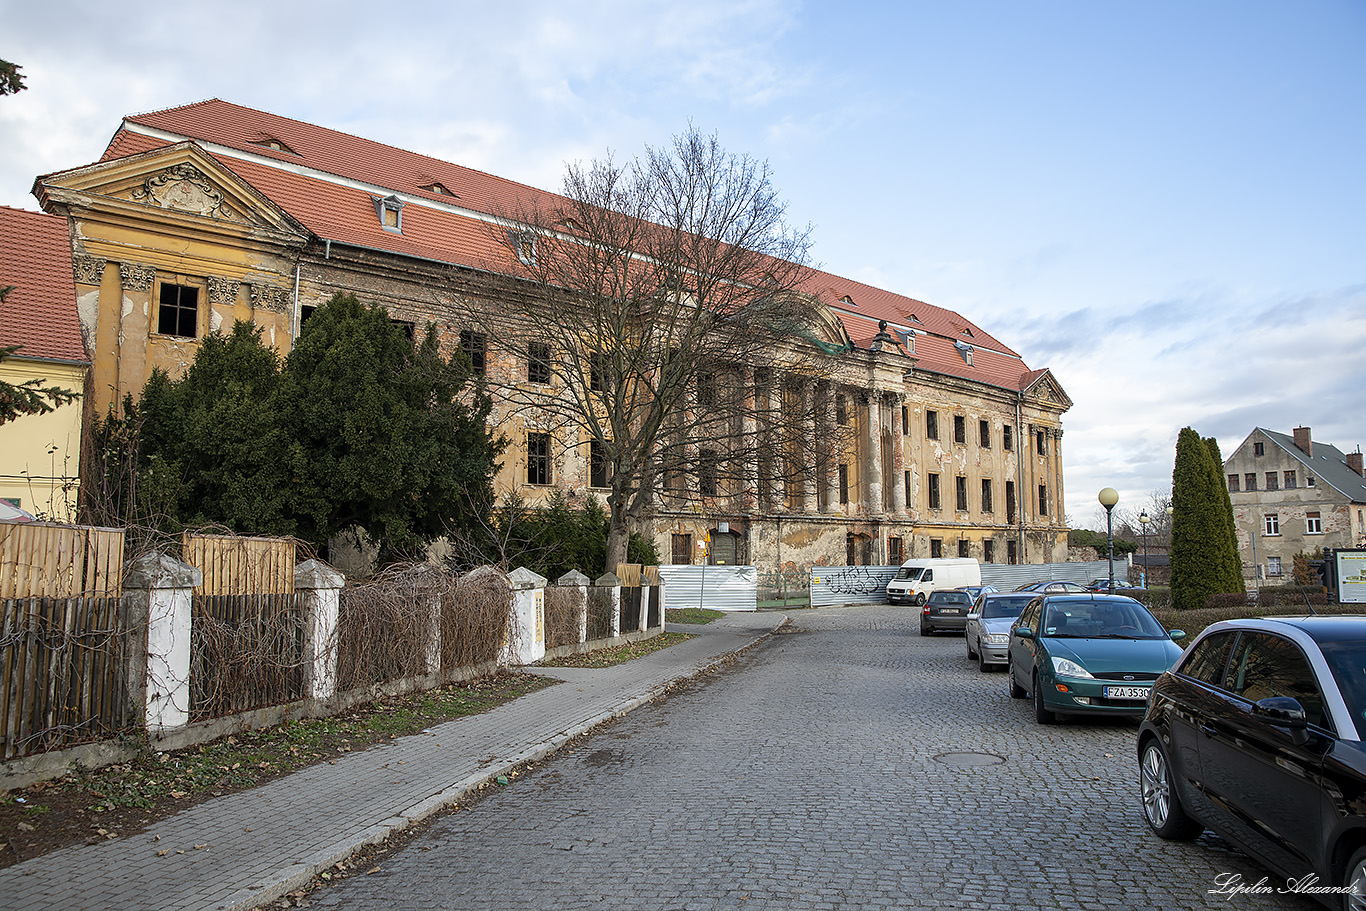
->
[885, 558, 981, 605]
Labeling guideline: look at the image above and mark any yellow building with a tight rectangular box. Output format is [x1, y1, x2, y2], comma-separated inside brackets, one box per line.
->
[33, 100, 1071, 567]
[0, 206, 89, 521]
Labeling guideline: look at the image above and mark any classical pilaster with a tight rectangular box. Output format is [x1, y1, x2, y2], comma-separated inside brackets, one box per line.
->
[863, 391, 883, 514]
[801, 380, 818, 514]
[823, 384, 840, 514]
[765, 371, 784, 511]
[890, 393, 907, 514]
[740, 366, 758, 513]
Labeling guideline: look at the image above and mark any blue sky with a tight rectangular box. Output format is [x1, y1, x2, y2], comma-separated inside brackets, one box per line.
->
[3, 0, 1363, 528]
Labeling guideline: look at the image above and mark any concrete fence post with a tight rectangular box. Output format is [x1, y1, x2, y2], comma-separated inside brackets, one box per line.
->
[594, 571, 622, 639]
[295, 559, 345, 701]
[123, 552, 202, 734]
[639, 583, 652, 633]
[556, 570, 590, 644]
[418, 570, 444, 677]
[506, 568, 547, 665]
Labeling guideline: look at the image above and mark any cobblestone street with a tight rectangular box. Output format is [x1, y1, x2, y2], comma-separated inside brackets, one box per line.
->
[306, 606, 1321, 911]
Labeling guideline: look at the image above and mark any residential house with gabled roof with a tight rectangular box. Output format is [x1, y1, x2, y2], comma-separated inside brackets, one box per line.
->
[1224, 426, 1366, 583]
[31, 99, 1071, 569]
[0, 206, 89, 520]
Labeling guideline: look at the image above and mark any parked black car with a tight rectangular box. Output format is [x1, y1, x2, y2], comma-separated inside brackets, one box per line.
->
[1137, 616, 1366, 909]
[919, 589, 975, 636]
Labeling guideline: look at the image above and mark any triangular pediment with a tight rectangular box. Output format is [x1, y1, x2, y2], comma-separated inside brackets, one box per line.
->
[37, 142, 307, 240]
[1022, 369, 1073, 411]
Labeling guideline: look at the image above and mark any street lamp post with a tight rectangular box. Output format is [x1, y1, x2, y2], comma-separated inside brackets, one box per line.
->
[1138, 510, 1151, 589]
[1099, 488, 1119, 590]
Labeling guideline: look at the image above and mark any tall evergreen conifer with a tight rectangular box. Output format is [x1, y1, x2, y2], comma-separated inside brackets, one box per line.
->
[1204, 436, 1245, 593]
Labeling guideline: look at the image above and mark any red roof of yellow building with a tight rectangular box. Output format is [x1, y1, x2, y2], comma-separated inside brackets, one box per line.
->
[0, 206, 87, 364]
[85, 99, 1043, 393]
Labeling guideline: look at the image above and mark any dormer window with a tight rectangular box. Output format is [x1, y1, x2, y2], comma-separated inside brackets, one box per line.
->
[421, 182, 456, 197]
[959, 326, 975, 338]
[510, 230, 536, 266]
[250, 136, 299, 155]
[372, 194, 404, 233]
[955, 340, 974, 366]
[839, 295, 856, 307]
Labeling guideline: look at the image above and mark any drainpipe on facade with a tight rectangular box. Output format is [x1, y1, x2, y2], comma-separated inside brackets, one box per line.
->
[291, 262, 301, 339]
[1016, 395, 1026, 563]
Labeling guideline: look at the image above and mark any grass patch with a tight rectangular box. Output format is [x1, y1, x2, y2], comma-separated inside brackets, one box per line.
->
[542, 632, 692, 668]
[666, 607, 725, 625]
[0, 672, 553, 866]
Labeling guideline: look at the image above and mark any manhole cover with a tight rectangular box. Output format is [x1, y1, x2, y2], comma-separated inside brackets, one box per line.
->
[933, 751, 1005, 768]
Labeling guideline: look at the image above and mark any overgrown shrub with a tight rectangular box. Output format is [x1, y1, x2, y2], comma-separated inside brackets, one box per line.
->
[543, 585, 582, 648]
[441, 568, 512, 669]
[335, 566, 437, 691]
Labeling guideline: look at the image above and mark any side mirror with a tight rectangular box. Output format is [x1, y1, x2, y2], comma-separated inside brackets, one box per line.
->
[1252, 696, 1307, 728]
[1168, 629, 1186, 641]
[1014, 627, 1034, 640]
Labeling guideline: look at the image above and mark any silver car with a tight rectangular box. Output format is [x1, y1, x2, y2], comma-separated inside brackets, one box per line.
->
[964, 592, 1033, 672]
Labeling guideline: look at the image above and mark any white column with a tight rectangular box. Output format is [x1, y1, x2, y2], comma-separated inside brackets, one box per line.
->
[125, 552, 201, 733]
[595, 571, 623, 638]
[296, 559, 345, 701]
[557, 569, 591, 644]
[506, 568, 548, 665]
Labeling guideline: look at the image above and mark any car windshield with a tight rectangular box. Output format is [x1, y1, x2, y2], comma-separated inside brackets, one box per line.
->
[928, 591, 972, 605]
[897, 567, 924, 581]
[980, 596, 1031, 620]
[1319, 640, 1366, 740]
[1039, 600, 1168, 639]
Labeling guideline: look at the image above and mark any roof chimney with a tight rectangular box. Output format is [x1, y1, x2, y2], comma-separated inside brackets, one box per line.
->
[1348, 450, 1364, 477]
[1292, 426, 1313, 457]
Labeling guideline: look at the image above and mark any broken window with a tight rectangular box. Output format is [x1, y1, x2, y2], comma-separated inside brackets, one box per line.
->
[460, 330, 486, 376]
[157, 282, 199, 338]
[527, 432, 552, 485]
[528, 342, 551, 384]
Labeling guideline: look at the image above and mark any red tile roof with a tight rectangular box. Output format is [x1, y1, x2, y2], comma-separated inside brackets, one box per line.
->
[0, 206, 86, 363]
[95, 99, 1043, 393]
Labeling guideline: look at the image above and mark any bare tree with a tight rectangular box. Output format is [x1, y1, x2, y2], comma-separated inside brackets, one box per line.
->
[456, 128, 850, 570]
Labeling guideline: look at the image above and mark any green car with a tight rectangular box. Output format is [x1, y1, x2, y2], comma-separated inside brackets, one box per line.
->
[1007, 594, 1186, 724]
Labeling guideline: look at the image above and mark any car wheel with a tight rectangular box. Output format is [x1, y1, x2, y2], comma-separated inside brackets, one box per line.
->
[1344, 847, 1366, 911]
[1008, 666, 1026, 698]
[919, 622, 930, 637]
[978, 651, 991, 673]
[966, 636, 977, 659]
[1033, 673, 1055, 724]
[1139, 738, 1202, 840]
[915, 592, 926, 607]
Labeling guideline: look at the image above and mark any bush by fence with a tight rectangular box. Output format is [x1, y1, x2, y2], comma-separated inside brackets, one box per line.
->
[2, 526, 665, 788]
[544, 584, 581, 649]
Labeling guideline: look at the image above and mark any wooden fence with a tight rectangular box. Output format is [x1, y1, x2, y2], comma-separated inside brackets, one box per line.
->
[0, 523, 128, 760]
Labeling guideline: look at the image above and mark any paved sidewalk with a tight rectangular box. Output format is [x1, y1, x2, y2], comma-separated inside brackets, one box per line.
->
[0, 612, 785, 911]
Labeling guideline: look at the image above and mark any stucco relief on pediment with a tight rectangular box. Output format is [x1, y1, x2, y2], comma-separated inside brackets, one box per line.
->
[130, 164, 240, 221]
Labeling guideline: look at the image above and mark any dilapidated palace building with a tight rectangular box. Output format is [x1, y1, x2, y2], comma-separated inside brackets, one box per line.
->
[32, 100, 1071, 571]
